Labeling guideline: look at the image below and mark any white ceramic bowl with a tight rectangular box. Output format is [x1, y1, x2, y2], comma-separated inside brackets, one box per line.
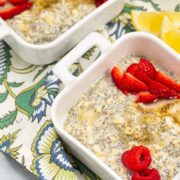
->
[51, 32, 180, 180]
[0, 0, 124, 65]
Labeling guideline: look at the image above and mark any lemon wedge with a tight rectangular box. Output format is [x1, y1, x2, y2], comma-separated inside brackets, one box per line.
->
[131, 11, 180, 36]
[131, 11, 164, 36]
[161, 16, 180, 54]
[164, 12, 180, 28]
[131, 11, 180, 53]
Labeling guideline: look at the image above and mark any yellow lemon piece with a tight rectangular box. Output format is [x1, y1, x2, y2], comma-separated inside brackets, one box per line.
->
[161, 16, 180, 54]
[131, 11, 164, 36]
[131, 11, 180, 36]
[165, 12, 180, 28]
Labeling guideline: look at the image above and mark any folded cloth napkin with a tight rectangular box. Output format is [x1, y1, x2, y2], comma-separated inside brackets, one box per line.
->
[0, 1, 179, 179]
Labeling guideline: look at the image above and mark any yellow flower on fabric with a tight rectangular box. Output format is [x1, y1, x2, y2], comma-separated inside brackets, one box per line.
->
[31, 121, 77, 180]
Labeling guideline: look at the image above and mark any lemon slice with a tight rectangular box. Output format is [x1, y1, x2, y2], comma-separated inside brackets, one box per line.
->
[161, 16, 180, 54]
[131, 11, 180, 36]
[165, 12, 180, 28]
[131, 11, 164, 36]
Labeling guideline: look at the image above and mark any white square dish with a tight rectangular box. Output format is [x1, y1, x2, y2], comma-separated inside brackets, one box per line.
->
[51, 32, 180, 179]
[0, 0, 124, 65]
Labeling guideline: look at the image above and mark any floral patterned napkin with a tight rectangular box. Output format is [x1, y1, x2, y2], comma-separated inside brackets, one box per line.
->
[0, 0, 179, 179]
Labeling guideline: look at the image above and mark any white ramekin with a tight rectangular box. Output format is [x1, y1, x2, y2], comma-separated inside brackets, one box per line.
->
[51, 32, 180, 180]
[0, 0, 124, 65]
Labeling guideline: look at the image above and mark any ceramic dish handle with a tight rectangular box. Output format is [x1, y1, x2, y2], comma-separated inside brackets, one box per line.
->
[53, 32, 111, 87]
[0, 18, 11, 39]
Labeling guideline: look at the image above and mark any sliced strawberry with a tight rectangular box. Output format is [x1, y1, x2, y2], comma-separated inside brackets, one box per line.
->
[136, 92, 157, 104]
[0, 2, 32, 20]
[95, 0, 108, 7]
[131, 59, 156, 85]
[9, 0, 28, 6]
[134, 68, 151, 85]
[155, 71, 180, 93]
[111, 66, 128, 94]
[149, 80, 179, 99]
[0, 0, 5, 6]
[126, 63, 139, 76]
[120, 73, 148, 93]
[138, 58, 157, 79]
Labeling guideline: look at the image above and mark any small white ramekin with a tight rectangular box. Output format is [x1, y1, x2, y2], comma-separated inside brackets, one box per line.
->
[51, 32, 180, 180]
[0, 0, 124, 65]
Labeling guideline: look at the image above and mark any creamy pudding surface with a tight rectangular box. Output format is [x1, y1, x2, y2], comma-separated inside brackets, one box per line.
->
[7, 0, 95, 44]
[64, 56, 180, 180]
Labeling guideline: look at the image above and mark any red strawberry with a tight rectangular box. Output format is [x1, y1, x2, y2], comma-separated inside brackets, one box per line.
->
[9, 0, 28, 5]
[0, 2, 33, 20]
[149, 80, 179, 99]
[111, 66, 128, 94]
[112, 67, 148, 94]
[138, 58, 157, 79]
[126, 63, 139, 76]
[129, 59, 156, 85]
[132, 168, 160, 180]
[95, 0, 108, 7]
[134, 68, 151, 85]
[120, 73, 148, 93]
[155, 71, 180, 93]
[136, 92, 157, 104]
[121, 146, 152, 171]
[0, 0, 5, 6]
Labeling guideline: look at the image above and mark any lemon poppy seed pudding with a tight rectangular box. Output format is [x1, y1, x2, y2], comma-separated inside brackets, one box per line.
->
[7, 0, 96, 44]
[64, 55, 180, 180]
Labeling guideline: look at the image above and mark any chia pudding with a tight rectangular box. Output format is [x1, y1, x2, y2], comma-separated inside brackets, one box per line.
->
[64, 56, 180, 180]
[7, 0, 95, 44]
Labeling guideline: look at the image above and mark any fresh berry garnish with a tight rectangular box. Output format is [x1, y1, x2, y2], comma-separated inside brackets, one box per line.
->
[126, 63, 139, 76]
[95, 0, 108, 7]
[112, 67, 148, 94]
[121, 146, 152, 171]
[155, 71, 180, 93]
[9, 0, 28, 5]
[112, 58, 180, 104]
[111, 66, 128, 94]
[136, 92, 157, 104]
[134, 68, 151, 85]
[0, 2, 33, 20]
[126, 59, 156, 84]
[149, 80, 179, 99]
[111, 66, 123, 81]
[0, 0, 5, 6]
[132, 168, 160, 180]
[138, 58, 157, 79]
[120, 73, 148, 93]
[121, 150, 133, 169]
